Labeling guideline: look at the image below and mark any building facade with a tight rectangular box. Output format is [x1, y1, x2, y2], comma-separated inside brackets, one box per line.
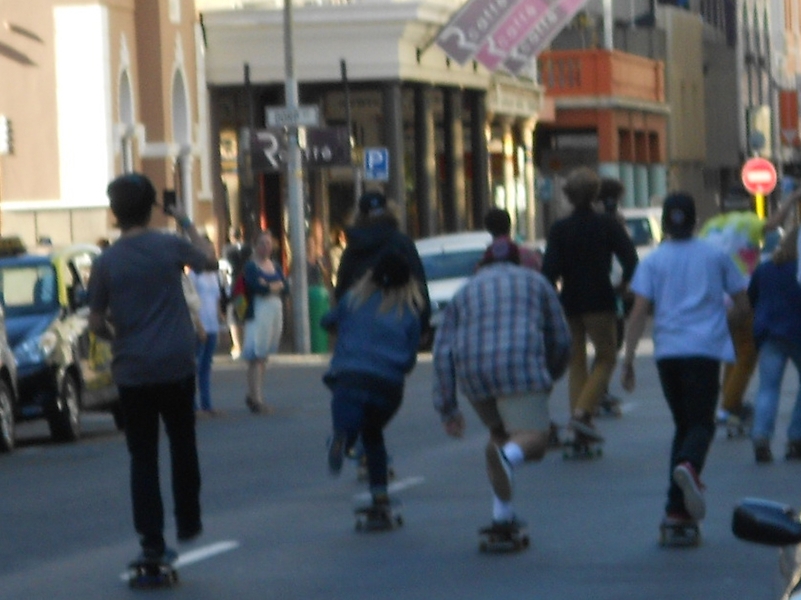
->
[0, 0, 213, 247]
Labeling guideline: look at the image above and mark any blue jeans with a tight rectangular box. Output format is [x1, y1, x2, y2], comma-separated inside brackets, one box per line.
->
[656, 357, 719, 516]
[752, 338, 801, 442]
[330, 384, 402, 495]
[119, 376, 201, 553]
[195, 333, 218, 411]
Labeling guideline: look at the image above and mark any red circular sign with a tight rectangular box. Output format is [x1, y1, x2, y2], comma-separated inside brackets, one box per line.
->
[741, 157, 777, 195]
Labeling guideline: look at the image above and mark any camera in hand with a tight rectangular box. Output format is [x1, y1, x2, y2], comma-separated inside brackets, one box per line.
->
[162, 190, 177, 216]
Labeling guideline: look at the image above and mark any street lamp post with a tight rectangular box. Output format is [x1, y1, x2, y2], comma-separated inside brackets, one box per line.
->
[284, 0, 311, 354]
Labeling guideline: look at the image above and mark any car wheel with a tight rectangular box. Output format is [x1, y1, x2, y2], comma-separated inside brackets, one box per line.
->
[0, 379, 15, 453]
[49, 373, 81, 442]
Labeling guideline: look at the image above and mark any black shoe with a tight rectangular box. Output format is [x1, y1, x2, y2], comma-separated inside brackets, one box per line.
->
[327, 431, 346, 475]
[786, 440, 801, 460]
[753, 441, 773, 464]
[177, 523, 203, 543]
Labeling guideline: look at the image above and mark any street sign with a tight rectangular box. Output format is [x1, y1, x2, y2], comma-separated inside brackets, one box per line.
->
[363, 147, 389, 181]
[741, 157, 778, 195]
[251, 127, 350, 172]
[266, 105, 320, 128]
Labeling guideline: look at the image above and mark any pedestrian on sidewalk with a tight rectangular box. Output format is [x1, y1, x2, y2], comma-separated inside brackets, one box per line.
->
[323, 249, 425, 514]
[88, 173, 216, 563]
[748, 225, 801, 462]
[433, 238, 571, 531]
[542, 167, 638, 445]
[241, 230, 286, 414]
[621, 192, 749, 529]
[189, 239, 225, 416]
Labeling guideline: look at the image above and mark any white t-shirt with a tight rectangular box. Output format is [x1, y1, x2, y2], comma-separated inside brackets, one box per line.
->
[630, 238, 747, 362]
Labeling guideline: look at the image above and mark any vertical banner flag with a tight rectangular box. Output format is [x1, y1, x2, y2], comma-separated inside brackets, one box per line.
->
[435, 0, 589, 74]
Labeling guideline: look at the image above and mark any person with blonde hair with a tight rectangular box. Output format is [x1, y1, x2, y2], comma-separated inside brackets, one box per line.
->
[542, 167, 638, 448]
[242, 230, 287, 414]
[323, 249, 425, 524]
[748, 226, 801, 462]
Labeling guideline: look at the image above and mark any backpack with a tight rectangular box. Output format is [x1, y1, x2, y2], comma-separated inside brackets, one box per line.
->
[231, 272, 248, 322]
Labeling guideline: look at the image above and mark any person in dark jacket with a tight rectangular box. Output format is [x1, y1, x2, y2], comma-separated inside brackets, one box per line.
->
[334, 191, 431, 334]
[542, 167, 638, 444]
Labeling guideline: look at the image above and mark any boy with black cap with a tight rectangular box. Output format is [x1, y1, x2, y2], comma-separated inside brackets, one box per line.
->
[88, 173, 216, 564]
[621, 192, 749, 534]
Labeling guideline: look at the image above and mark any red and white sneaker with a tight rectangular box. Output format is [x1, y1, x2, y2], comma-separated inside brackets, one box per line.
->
[672, 461, 706, 520]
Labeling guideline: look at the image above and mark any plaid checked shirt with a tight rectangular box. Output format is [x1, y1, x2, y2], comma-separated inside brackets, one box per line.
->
[433, 263, 571, 419]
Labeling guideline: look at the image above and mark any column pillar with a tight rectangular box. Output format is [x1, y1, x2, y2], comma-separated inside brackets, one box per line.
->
[443, 87, 466, 232]
[469, 90, 490, 230]
[520, 118, 536, 242]
[414, 84, 437, 236]
[382, 81, 406, 232]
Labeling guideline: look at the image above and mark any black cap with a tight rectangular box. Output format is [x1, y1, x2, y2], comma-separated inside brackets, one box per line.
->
[358, 191, 387, 215]
[371, 249, 411, 289]
[661, 192, 696, 239]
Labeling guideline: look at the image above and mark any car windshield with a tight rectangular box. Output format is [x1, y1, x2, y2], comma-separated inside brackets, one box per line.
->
[420, 249, 484, 281]
[625, 218, 655, 247]
[0, 263, 59, 317]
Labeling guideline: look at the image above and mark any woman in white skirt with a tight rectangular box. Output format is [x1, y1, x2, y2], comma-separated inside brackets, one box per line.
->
[242, 230, 286, 413]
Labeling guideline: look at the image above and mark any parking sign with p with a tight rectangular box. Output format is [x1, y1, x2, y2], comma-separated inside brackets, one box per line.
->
[364, 147, 389, 181]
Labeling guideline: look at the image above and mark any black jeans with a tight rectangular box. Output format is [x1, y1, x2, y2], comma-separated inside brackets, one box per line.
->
[119, 376, 201, 553]
[330, 383, 402, 495]
[656, 357, 719, 515]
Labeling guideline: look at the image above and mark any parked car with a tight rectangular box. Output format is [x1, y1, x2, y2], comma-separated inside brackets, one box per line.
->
[415, 231, 492, 331]
[0, 269, 18, 452]
[732, 497, 801, 599]
[622, 207, 662, 259]
[0, 238, 120, 443]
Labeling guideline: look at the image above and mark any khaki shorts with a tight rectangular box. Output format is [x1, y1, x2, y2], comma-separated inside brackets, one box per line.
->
[469, 391, 551, 434]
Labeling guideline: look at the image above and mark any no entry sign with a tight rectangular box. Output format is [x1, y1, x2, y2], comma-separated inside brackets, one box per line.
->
[741, 157, 778, 195]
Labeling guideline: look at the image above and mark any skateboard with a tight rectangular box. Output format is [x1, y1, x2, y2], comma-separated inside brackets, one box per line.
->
[595, 393, 623, 418]
[562, 440, 603, 459]
[478, 520, 530, 553]
[659, 518, 700, 547]
[354, 500, 403, 532]
[126, 554, 179, 589]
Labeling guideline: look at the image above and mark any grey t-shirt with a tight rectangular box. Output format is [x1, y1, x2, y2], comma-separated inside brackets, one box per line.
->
[88, 230, 210, 386]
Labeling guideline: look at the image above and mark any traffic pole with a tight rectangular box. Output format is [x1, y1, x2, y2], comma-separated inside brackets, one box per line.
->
[755, 192, 765, 219]
[284, 0, 311, 354]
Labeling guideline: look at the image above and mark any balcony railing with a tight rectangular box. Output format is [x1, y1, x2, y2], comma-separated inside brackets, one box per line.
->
[538, 49, 664, 104]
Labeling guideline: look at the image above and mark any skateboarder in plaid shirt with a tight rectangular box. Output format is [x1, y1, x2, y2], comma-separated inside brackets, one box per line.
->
[433, 238, 571, 531]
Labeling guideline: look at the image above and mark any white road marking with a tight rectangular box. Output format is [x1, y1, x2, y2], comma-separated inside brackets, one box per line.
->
[119, 540, 239, 580]
[353, 476, 425, 502]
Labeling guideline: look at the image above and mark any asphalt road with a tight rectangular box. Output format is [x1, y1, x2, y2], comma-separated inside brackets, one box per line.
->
[0, 340, 796, 600]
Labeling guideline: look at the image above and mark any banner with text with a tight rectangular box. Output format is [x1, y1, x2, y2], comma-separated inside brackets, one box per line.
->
[435, 0, 589, 74]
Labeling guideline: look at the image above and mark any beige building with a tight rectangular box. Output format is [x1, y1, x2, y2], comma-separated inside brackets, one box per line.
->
[0, 0, 215, 248]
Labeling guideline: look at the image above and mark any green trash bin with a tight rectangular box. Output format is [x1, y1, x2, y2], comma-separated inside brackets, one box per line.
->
[308, 284, 330, 353]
